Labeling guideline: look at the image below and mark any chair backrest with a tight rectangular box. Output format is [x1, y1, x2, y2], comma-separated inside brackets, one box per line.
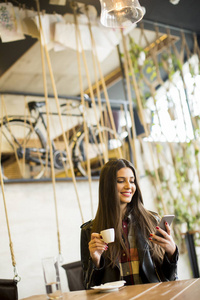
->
[62, 261, 85, 291]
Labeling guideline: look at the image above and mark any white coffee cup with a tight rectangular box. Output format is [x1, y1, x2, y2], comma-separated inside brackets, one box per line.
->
[100, 228, 115, 244]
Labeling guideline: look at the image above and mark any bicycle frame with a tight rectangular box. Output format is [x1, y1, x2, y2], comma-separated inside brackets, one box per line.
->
[1, 99, 124, 179]
[27, 100, 83, 151]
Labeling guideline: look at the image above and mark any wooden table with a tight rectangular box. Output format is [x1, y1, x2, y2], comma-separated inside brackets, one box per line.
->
[21, 278, 200, 300]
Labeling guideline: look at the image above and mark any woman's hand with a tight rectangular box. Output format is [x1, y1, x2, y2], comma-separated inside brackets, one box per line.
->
[88, 233, 108, 268]
[149, 222, 176, 260]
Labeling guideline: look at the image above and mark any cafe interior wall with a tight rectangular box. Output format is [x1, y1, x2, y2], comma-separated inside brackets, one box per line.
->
[0, 43, 196, 300]
[0, 2, 197, 299]
[0, 163, 192, 299]
[0, 89, 193, 300]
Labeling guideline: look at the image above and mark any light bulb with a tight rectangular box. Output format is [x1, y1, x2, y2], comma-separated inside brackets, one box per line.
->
[100, 0, 144, 28]
[170, 0, 181, 5]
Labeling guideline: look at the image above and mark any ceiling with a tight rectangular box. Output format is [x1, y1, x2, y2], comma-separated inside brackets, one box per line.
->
[0, 0, 199, 97]
[5, 0, 200, 32]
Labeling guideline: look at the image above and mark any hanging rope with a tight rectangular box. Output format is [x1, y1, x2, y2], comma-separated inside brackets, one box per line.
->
[23, 96, 46, 179]
[35, 1, 84, 227]
[1, 95, 24, 178]
[72, 6, 108, 165]
[85, 9, 108, 150]
[73, 5, 94, 217]
[152, 26, 165, 86]
[0, 97, 20, 282]
[193, 33, 200, 59]
[85, 12, 122, 159]
[85, 6, 110, 142]
[36, 7, 62, 258]
[121, 31, 138, 169]
[122, 31, 168, 214]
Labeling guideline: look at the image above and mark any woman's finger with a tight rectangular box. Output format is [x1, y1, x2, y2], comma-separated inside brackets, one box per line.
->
[149, 234, 166, 244]
[164, 222, 171, 235]
[155, 226, 170, 240]
[89, 233, 108, 253]
[89, 239, 106, 248]
[91, 232, 101, 240]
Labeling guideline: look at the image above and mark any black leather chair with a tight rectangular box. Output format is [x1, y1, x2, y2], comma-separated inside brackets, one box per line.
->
[62, 261, 85, 291]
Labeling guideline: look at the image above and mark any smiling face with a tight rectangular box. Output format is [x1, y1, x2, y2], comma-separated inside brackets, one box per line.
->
[117, 167, 136, 210]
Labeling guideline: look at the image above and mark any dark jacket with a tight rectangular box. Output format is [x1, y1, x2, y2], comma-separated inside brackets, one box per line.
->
[80, 218, 179, 289]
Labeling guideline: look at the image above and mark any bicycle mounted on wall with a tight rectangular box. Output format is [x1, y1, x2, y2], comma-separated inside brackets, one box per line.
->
[0, 95, 129, 181]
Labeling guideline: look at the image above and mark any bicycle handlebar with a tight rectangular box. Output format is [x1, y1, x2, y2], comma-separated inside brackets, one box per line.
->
[28, 100, 82, 113]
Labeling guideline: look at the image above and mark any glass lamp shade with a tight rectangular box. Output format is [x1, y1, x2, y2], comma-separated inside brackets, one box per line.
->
[100, 0, 144, 28]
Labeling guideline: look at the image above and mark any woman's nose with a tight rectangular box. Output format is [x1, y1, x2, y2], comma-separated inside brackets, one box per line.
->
[125, 181, 131, 188]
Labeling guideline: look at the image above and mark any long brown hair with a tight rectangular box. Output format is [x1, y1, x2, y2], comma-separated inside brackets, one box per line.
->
[92, 158, 164, 266]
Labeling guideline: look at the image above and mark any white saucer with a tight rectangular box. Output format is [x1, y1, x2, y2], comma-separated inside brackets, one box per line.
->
[91, 280, 126, 292]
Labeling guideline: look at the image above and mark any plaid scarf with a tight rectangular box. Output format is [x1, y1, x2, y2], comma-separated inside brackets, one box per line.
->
[119, 217, 142, 285]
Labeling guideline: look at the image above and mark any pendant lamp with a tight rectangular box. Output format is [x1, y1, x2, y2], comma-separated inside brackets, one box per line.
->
[100, 0, 144, 28]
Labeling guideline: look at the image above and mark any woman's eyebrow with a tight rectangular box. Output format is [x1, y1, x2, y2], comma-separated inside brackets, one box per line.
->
[117, 176, 135, 179]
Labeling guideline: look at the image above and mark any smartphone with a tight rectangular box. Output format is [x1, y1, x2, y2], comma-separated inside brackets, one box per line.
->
[155, 215, 175, 237]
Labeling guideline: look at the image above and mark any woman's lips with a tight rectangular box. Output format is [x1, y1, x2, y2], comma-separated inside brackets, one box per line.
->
[121, 192, 132, 197]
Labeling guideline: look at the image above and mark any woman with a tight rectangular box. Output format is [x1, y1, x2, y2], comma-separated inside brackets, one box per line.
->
[80, 159, 178, 289]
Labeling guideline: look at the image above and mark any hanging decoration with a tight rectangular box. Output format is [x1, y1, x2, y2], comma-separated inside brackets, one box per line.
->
[125, 24, 200, 250]
[99, 0, 144, 28]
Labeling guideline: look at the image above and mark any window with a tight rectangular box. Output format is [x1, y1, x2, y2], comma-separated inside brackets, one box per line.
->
[145, 55, 200, 142]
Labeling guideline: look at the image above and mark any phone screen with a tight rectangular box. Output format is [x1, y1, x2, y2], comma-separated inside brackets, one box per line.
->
[155, 215, 175, 237]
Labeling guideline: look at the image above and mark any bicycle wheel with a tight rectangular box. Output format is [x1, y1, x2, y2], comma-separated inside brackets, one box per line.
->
[73, 126, 123, 177]
[0, 118, 46, 180]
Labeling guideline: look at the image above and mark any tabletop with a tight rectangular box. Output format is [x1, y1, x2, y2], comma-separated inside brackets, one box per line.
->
[21, 278, 200, 300]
